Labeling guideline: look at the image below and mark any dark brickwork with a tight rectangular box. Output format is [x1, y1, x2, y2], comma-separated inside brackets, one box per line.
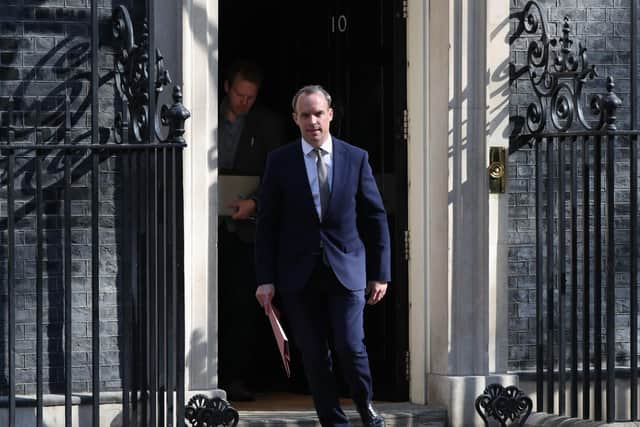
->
[0, 0, 134, 394]
[509, 0, 639, 371]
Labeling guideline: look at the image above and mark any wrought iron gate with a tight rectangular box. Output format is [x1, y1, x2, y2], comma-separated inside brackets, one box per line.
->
[1, 2, 189, 426]
[512, 1, 640, 422]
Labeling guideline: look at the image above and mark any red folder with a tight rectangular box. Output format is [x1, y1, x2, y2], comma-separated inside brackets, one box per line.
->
[267, 306, 291, 377]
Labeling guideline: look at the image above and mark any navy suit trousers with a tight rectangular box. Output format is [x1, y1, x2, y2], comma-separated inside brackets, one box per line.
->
[280, 258, 373, 427]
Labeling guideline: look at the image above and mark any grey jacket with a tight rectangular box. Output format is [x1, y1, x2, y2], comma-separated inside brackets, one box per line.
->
[220, 104, 285, 242]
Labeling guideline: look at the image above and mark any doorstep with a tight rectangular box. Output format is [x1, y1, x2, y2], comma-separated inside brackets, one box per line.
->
[236, 402, 448, 426]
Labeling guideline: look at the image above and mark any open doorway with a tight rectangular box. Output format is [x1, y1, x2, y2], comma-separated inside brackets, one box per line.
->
[218, 0, 409, 403]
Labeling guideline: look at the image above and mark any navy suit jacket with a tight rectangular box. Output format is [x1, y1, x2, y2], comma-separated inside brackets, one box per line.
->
[255, 137, 391, 293]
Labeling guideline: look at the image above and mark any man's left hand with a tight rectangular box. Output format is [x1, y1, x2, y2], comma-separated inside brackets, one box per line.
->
[229, 198, 257, 220]
[365, 281, 387, 305]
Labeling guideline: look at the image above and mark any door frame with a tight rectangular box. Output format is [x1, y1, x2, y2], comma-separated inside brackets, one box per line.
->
[406, 0, 449, 404]
[178, 0, 441, 401]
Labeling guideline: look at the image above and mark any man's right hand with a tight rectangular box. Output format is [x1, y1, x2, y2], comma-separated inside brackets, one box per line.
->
[229, 198, 257, 220]
[255, 284, 275, 315]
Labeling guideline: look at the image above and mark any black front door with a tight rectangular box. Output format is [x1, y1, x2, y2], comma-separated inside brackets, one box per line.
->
[322, 0, 409, 402]
[220, 0, 409, 401]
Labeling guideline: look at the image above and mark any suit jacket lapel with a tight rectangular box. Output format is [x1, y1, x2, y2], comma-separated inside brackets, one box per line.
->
[327, 137, 346, 219]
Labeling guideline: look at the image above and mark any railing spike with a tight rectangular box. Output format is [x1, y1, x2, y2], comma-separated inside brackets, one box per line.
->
[35, 98, 41, 145]
[65, 88, 71, 132]
[8, 97, 14, 145]
[5, 96, 15, 144]
[35, 97, 40, 130]
[122, 98, 129, 145]
[3, 97, 14, 146]
[8, 96, 14, 125]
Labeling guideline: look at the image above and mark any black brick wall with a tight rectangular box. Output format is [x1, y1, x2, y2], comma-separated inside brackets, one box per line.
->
[0, 0, 135, 394]
[508, 0, 639, 371]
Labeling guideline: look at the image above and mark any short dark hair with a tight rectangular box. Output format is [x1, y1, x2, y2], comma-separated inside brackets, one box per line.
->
[225, 59, 263, 87]
[291, 85, 332, 112]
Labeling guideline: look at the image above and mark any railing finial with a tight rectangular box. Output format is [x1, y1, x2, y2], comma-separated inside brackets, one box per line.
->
[603, 76, 623, 131]
[163, 85, 191, 144]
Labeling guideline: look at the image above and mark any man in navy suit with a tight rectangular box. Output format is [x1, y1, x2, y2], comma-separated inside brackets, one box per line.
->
[255, 85, 390, 427]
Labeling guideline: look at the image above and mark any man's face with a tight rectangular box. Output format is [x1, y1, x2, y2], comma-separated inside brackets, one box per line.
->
[292, 92, 333, 147]
[224, 77, 258, 117]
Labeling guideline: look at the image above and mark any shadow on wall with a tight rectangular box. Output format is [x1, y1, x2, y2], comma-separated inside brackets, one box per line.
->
[0, 2, 131, 397]
[186, 329, 208, 387]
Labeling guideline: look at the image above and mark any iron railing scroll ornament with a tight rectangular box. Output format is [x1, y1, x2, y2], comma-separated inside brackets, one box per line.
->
[475, 384, 533, 427]
[112, 5, 184, 144]
[514, 0, 610, 134]
[185, 395, 240, 427]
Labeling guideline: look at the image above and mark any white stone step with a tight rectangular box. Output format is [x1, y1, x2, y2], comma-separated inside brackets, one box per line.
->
[237, 402, 448, 426]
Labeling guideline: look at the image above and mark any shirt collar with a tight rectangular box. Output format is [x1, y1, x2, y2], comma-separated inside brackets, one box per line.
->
[301, 135, 333, 156]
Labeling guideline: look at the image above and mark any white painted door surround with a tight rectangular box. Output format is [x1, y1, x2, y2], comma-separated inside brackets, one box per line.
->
[407, 0, 514, 425]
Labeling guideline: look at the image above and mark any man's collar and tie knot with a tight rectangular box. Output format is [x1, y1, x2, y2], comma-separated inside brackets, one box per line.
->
[301, 135, 332, 156]
[301, 137, 333, 221]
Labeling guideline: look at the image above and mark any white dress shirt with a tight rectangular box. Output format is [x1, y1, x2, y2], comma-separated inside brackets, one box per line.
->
[301, 136, 333, 220]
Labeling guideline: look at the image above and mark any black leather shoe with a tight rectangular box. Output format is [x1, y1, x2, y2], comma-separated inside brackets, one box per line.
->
[358, 404, 385, 427]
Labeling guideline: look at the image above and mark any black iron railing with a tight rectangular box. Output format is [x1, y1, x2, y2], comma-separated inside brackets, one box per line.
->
[2, 99, 188, 427]
[532, 127, 640, 422]
[1, 1, 190, 426]
[512, 1, 640, 423]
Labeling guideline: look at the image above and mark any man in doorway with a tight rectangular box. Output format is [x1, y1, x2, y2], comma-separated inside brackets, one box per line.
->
[218, 59, 284, 401]
[255, 85, 390, 426]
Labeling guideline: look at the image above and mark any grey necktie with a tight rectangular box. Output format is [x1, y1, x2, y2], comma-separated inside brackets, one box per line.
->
[314, 148, 330, 219]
